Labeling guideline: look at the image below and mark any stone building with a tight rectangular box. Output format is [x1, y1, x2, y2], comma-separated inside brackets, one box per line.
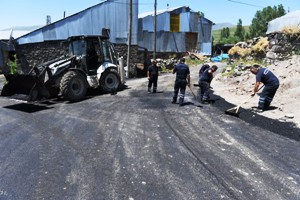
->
[14, 0, 139, 73]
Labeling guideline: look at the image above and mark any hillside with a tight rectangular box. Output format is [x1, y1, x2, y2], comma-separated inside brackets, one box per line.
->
[212, 23, 235, 31]
[213, 26, 250, 43]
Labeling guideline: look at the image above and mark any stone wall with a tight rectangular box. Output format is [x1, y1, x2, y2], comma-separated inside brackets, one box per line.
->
[15, 40, 185, 77]
[15, 41, 66, 74]
[266, 32, 300, 62]
[15, 41, 140, 74]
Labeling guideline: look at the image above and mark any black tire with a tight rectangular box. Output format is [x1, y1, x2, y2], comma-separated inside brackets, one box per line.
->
[60, 71, 87, 102]
[100, 68, 121, 92]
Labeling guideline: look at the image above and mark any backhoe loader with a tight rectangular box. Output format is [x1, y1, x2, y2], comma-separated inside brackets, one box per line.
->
[1, 35, 125, 102]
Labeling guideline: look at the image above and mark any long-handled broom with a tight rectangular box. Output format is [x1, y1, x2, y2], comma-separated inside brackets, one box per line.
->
[224, 85, 264, 117]
[224, 96, 254, 117]
[188, 85, 197, 99]
[188, 85, 202, 107]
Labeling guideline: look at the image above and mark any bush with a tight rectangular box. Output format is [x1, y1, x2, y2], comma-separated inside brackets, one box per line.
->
[8, 54, 17, 74]
[252, 37, 269, 58]
[228, 46, 251, 58]
[282, 26, 300, 42]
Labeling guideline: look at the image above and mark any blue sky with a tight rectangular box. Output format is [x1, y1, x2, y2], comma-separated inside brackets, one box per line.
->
[0, 0, 299, 30]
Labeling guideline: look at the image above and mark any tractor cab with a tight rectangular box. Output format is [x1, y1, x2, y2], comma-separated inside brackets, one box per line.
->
[68, 36, 118, 75]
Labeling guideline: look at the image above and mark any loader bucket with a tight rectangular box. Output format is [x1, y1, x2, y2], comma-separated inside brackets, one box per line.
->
[1, 74, 45, 101]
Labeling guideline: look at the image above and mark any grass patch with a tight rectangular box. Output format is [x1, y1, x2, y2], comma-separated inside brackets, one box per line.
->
[221, 58, 265, 77]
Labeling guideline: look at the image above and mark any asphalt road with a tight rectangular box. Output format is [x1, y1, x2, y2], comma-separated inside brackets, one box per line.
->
[0, 67, 299, 200]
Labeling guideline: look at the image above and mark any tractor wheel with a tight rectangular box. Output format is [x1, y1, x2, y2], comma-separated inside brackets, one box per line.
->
[60, 71, 87, 102]
[100, 68, 121, 93]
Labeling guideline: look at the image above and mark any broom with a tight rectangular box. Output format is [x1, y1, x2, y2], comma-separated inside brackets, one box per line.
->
[224, 85, 264, 117]
[188, 85, 202, 107]
[188, 85, 197, 99]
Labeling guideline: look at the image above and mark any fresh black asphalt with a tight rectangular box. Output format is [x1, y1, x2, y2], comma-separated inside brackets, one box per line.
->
[0, 69, 299, 200]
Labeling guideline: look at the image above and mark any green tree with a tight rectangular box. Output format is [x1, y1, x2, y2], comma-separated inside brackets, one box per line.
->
[225, 27, 230, 38]
[234, 19, 245, 41]
[219, 27, 231, 43]
[249, 4, 286, 37]
[245, 32, 251, 40]
[219, 35, 239, 44]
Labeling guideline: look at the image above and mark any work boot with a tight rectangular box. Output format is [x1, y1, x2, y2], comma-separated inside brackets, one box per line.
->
[263, 100, 271, 111]
[252, 106, 263, 113]
[200, 95, 203, 102]
[201, 97, 210, 104]
[153, 87, 157, 93]
[171, 97, 177, 104]
[147, 88, 151, 93]
[179, 97, 184, 106]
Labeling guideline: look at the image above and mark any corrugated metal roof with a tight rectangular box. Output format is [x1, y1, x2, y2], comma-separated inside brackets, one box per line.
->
[138, 6, 183, 18]
[17, 0, 138, 45]
[139, 6, 213, 24]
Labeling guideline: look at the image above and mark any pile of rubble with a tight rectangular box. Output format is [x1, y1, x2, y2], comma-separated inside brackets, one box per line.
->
[228, 31, 300, 64]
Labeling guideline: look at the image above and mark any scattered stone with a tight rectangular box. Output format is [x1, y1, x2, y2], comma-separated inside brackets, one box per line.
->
[285, 113, 294, 119]
[225, 67, 232, 72]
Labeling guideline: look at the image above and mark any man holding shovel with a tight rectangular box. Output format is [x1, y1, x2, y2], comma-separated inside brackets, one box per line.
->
[250, 64, 280, 112]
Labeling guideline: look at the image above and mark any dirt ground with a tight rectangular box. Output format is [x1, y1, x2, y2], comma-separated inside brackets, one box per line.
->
[210, 55, 300, 128]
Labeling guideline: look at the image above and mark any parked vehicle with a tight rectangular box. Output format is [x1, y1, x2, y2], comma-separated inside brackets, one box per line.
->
[1, 35, 125, 102]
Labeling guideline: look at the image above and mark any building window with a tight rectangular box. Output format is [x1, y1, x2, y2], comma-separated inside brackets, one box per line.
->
[170, 14, 180, 32]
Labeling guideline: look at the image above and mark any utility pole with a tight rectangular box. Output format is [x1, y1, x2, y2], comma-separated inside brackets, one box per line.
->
[126, 0, 133, 78]
[153, 0, 157, 60]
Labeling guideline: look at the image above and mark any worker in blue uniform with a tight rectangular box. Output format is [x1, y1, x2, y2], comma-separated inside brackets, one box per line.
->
[199, 63, 210, 77]
[147, 60, 159, 93]
[198, 65, 218, 103]
[250, 64, 280, 112]
[172, 57, 190, 106]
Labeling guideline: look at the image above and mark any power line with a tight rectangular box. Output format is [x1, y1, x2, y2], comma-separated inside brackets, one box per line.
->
[228, 0, 264, 8]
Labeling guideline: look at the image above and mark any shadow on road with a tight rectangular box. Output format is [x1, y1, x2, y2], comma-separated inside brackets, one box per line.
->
[210, 92, 300, 142]
[3, 103, 53, 113]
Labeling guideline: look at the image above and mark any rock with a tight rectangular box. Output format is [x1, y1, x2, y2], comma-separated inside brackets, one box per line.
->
[225, 67, 232, 72]
[234, 71, 242, 76]
[285, 113, 294, 119]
